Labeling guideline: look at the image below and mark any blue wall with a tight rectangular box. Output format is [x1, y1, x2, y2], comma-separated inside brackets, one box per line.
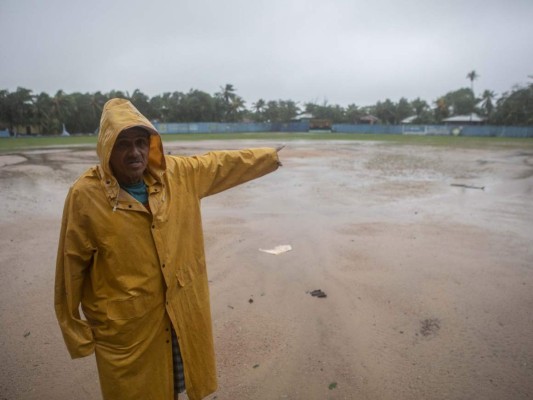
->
[332, 124, 403, 134]
[459, 125, 533, 138]
[332, 124, 533, 137]
[154, 121, 309, 134]
[152, 122, 533, 137]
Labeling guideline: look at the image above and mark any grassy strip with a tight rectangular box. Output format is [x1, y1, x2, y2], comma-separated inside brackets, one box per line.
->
[0, 135, 98, 151]
[159, 132, 533, 149]
[1, 132, 532, 152]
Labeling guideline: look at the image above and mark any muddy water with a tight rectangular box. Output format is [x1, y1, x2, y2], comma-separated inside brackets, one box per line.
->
[202, 140, 533, 399]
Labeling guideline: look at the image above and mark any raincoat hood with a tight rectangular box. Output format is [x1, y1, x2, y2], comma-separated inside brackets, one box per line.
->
[96, 98, 166, 190]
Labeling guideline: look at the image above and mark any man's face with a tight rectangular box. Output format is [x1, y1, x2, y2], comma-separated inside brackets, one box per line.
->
[109, 128, 150, 185]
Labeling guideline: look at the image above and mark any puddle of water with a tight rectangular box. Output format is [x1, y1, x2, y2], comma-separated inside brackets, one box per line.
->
[0, 155, 27, 167]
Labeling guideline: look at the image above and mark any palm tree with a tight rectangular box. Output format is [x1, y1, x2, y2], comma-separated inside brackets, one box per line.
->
[411, 98, 429, 120]
[32, 92, 54, 134]
[265, 101, 287, 123]
[395, 97, 413, 123]
[219, 84, 236, 103]
[90, 92, 107, 120]
[150, 92, 173, 122]
[434, 97, 449, 122]
[216, 84, 245, 122]
[466, 70, 479, 95]
[345, 104, 362, 123]
[52, 90, 75, 131]
[375, 99, 396, 124]
[227, 95, 246, 122]
[6, 87, 34, 134]
[252, 99, 265, 113]
[466, 71, 479, 122]
[480, 90, 496, 118]
[252, 99, 266, 122]
[278, 100, 300, 121]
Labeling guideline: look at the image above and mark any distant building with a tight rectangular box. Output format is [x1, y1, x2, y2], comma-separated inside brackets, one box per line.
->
[293, 113, 314, 121]
[14, 124, 41, 135]
[359, 115, 380, 125]
[292, 113, 332, 131]
[400, 115, 418, 124]
[442, 113, 485, 125]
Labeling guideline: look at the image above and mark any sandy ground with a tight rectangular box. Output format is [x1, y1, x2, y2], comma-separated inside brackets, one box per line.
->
[0, 139, 532, 400]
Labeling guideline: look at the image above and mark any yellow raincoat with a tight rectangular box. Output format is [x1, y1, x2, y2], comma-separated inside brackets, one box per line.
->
[54, 99, 280, 400]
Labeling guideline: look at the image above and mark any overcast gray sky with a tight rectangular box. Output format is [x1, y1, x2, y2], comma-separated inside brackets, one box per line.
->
[1, 0, 532, 107]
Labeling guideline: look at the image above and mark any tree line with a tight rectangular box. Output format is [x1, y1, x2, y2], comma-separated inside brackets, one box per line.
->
[1, 74, 532, 135]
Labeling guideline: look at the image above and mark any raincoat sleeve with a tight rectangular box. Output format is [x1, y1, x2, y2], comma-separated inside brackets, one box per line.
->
[54, 187, 95, 358]
[186, 147, 280, 198]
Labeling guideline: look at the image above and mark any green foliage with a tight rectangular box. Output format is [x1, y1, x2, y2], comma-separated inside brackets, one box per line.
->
[1, 74, 532, 134]
[443, 88, 476, 116]
[395, 97, 413, 123]
[251, 99, 267, 122]
[492, 81, 533, 126]
[260, 100, 300, 123]
[304, 101, 344, 122]
[130, 89, 154, 120]
[410, 98, 433, 124]
[0, 87, 34, 131]
[375, 98, 397, 124]
[345, 103, 363, 123]
[479, 90, 496, 119]
[215, 83, 246, 122]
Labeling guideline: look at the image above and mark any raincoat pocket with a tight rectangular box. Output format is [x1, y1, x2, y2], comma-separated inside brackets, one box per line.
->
[107, 295, 152, 320]
[94, 295, 164, 345]
[176, 254, 207, 285]
[176, 263, 199, 287]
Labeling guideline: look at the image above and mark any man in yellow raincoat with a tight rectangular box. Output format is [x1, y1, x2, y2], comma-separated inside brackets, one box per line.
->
[54, 98, 281, 400]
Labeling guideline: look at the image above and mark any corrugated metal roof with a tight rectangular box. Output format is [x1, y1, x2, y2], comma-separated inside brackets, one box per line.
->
[295, 113, 314, 120]
[443, 113, 485, 122]
[401, 115, 417, 124]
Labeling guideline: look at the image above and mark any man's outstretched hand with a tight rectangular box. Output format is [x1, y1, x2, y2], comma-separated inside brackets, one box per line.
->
[275, 145, 285, 166]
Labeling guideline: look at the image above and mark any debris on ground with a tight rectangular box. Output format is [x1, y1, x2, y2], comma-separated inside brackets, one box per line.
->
[420, 318, 441, 337]
[451, 183, 485, 190]
[259, 244, 292, 255]
[309, 289, 327, 298]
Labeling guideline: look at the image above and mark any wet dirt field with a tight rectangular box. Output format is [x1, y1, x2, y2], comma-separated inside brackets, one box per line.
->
[1, 139, 532, 399]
